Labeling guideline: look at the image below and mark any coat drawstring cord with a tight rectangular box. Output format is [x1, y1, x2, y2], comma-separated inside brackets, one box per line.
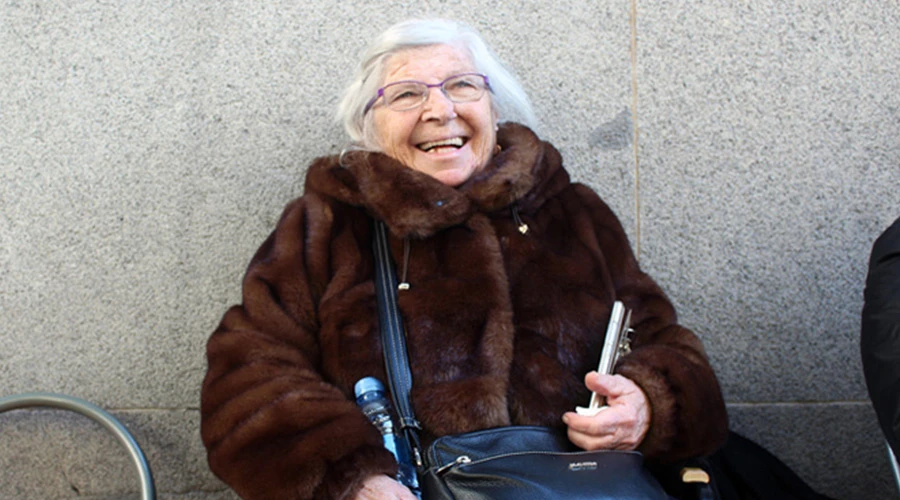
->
[512, 207, 529, 235]
[398, 237, 411, 291]
[398, 209, 523, 292]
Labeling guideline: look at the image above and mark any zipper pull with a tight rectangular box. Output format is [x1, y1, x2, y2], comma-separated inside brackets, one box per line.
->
[435, 455, 471, 476]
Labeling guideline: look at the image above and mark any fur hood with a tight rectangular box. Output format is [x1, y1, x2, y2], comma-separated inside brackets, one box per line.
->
[201, 123, 728, 500]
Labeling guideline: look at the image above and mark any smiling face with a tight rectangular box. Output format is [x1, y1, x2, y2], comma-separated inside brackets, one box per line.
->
[371, 44, 498, 187]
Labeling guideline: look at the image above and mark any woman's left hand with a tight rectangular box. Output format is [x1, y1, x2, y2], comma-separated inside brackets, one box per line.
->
[562, 372, 651, 451]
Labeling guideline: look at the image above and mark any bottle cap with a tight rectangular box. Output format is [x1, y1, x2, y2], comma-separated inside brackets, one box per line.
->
[354, 376, 385, 397]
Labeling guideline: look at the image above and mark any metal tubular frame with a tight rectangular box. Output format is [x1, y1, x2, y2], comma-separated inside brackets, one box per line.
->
[0, 392, 156, 500]
[888, 442, 900, 496]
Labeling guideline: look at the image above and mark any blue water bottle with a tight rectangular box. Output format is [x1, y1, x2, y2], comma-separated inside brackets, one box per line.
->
[354, 377, 421, 496]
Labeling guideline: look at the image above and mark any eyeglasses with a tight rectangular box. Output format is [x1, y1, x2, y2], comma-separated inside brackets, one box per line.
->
[364, 73, 491, 113]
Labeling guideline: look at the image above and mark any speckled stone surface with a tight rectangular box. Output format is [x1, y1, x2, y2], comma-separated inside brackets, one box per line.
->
[2, 0, 898, 498]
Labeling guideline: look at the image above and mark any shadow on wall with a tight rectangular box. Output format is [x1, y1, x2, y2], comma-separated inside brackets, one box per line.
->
[590, 107, 632, 151]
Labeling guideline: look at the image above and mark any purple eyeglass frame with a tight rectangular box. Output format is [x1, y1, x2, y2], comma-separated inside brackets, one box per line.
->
[363, 73, 491, 113]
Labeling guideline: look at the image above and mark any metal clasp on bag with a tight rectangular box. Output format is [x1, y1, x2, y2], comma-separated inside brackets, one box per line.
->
[435, 455, 471, 476]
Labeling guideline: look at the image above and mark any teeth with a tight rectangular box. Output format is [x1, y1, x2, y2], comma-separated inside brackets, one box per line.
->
[419, 137, 464, 151]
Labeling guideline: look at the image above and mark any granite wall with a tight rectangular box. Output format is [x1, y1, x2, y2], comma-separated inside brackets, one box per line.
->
[2, 1, 898, 498]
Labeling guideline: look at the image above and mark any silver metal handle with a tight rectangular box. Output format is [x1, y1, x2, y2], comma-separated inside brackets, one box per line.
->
[0, 392, 156, 500]
[576, 301, 633, 416]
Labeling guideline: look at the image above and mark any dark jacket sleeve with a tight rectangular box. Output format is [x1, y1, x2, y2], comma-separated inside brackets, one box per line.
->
[861, 216, 900, 457]
[572, 184, 729, 461]
[200, 197, 397, 500]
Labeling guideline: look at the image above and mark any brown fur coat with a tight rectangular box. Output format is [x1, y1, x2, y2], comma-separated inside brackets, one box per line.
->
[201, 123, 728, 499]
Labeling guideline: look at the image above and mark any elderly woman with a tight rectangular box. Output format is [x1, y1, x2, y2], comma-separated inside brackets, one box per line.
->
[201, 18, 728, 500]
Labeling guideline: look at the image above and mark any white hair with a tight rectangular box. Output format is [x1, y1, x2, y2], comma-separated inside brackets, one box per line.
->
[336, 19, 538, 149]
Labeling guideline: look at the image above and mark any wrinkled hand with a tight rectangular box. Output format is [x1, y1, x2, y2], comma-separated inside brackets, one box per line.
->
[563, 372, 651, 451]
[353, 475, 418, 500]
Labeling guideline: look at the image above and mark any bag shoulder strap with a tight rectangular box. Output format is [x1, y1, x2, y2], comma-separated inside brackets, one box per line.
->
[372, 219, 423, 464]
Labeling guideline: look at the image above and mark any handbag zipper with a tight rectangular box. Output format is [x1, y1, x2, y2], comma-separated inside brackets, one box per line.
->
[435, 455, 472, 476]
[434, 449, 639, 477]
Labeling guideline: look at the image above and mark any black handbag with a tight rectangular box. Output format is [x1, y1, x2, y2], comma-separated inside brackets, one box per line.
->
[420, 426, 671, 500]
[371, 220, 671, 500]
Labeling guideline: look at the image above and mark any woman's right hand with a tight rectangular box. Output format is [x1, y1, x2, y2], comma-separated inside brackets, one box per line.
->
[562, 372, 651, 451]
[354, 475, 418, 500]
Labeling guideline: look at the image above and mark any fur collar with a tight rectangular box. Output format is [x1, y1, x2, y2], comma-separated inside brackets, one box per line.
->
[305, 123, 569, 239]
